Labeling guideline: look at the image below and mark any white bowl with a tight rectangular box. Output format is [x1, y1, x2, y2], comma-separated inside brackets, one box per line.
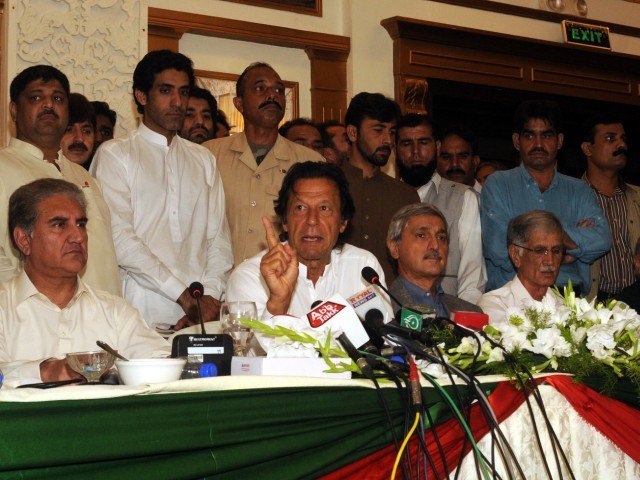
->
[115, 358, 186, 386]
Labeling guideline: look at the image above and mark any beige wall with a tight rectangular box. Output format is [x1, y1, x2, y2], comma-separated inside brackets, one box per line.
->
[151, 0, 640, 106]
[180, 34, 313, 118]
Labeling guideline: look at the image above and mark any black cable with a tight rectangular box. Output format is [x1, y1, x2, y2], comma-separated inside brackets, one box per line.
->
[390, 336, 516, 479]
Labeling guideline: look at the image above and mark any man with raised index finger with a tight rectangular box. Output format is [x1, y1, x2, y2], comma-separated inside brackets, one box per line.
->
[226, 161, 391, 322]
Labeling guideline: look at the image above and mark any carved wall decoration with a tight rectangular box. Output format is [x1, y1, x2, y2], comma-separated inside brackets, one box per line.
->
[195, 69, 299, 134]
[7, 0, 146, 138]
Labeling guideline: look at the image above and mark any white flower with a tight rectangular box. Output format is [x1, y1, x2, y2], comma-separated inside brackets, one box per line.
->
[575, 298, 598, 322]
[569, 325, 587, 343]
[486, 347, 504, 364]
[530, 327, 572, 358]
[494, 323, 529, 352]
[586, 324, 617, 360]
[454, 336, 479, 355]
[416, 359, 451, 379]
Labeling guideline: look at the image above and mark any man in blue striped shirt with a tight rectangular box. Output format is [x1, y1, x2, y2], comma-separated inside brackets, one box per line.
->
[481, 100, 611, 295]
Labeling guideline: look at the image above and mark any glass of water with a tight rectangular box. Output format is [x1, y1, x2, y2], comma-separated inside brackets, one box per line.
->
[220, 301, 257, 357]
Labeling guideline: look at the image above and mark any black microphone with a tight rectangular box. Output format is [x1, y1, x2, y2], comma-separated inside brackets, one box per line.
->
[337, 333, 374, 379]
[361, 266, 407, 314]
[188, 281, 206, 335]
[365, 309, 435, 346]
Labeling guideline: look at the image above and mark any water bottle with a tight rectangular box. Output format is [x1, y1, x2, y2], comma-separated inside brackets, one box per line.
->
[181, 361, 217, 379]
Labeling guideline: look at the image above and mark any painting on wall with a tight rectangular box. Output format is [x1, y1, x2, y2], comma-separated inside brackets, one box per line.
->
[221, 0, 321, 17]
[195, 69, 299, 135]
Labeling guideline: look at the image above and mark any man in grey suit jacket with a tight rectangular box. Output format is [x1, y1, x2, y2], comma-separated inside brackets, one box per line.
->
[386, 203, 482, 318]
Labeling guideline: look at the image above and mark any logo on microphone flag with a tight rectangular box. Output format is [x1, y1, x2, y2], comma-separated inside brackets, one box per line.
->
[400, 308, 422, 331]
[307, 301, 345, 327]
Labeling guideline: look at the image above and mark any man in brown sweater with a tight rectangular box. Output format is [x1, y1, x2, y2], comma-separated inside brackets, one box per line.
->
[341, 92, 419, 281]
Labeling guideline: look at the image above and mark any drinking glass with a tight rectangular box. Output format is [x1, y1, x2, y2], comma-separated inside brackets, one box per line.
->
[220, 301, 257, 356]
[66, 351, 115, 384]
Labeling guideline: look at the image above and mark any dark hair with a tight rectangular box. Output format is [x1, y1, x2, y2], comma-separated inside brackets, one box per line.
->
[68, 93, 96, 129]
[10, 65, 70, 102]
[9, 179, 86, 256]
[236, 61, 275, 97]
[581, 112, 625, 144]
[274, 161, 355, 247]
[396, 114, 436, 142]
[513, 100, 563, 134]
[91, 101, 116, 127]
[133, 50, 195, 114]
[440, 125, 478, 155]
[344, 92, 401, 130]
[279, 118, 317, 138]
[216, 109, 231, 131]
[189, 86, 218, 115]
[317, 121, 345, 148]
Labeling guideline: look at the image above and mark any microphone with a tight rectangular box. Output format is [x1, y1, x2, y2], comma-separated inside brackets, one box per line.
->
[337, 332, 373, 379]
[188, 281, 206, 335]
[365, 309, 435, 346]
[361, 266, 407, 314]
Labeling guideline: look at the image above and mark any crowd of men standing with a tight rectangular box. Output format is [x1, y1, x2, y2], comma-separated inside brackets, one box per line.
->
[0, 49, 639, 385]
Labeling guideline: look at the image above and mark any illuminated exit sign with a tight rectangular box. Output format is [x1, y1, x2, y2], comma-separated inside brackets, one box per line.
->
[562, 20, 611, 50]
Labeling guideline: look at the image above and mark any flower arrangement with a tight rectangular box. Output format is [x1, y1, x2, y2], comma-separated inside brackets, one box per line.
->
[438, 284, 640, 394]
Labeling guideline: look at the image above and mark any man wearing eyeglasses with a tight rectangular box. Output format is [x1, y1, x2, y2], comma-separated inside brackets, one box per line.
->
[478, 210, 565, 323]
[481, 100, 611, 296]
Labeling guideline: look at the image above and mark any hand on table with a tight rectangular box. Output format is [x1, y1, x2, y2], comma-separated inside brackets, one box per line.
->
[259, 216, 298, 316]
[177, 289, 221, 325]
[40, 358, 84, 383]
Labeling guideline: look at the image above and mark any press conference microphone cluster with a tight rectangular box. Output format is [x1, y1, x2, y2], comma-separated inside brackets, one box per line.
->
[361, 266, 405, 310]
[188, 281, 206, 335]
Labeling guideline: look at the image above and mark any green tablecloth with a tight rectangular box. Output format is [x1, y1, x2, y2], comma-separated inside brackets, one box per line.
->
[0, 379, 483, 480]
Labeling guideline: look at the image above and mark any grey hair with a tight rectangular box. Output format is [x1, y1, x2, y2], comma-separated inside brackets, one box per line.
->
[9, 178, 87, 255]
[507, 210, 562, 250]
[387, 203, 448, 243]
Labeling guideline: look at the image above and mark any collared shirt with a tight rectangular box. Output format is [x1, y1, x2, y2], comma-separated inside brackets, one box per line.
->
[0, 272, 171, 387]
[583, 174, 635, 294]
[481, 164, 611, 291]
[418, 172, 486, 303]
[204, 132, 324, 265]
[477, 275, 563, 324]
[91, 124, 233, 327]
[399, 276, 448, 318]
[226, 243, 393, 322]
[342, 161, 420, 282]
[0, 138, 120, 295]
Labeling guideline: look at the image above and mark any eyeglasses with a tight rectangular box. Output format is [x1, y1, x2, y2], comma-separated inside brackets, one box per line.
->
[512, 243, 565, 257]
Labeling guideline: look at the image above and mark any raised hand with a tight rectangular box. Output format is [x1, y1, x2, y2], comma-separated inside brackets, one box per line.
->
[259, 216, 298, 315]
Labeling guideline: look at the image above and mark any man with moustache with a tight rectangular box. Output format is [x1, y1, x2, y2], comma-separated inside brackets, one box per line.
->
[92, 50, 233, 330]
[395, 114, 485, 304]
[479, 211, 565, 324]
[204, 62, 323, 265]
[61, 93, 95, 169]
[387, 204, 483, 318]
[481, 100, 611, 294]
[180, 86, 218, 144]
[437, 126, 482, 194]
[341, 92, 419, 282]
[0, 65, 120, 295]
[580, 114, 640, 301]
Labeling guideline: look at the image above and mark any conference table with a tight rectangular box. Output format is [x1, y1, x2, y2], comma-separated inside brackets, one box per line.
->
[0, 373, 637, 479]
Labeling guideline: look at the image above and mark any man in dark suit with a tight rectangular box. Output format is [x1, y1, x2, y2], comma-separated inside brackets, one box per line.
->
[386, 203, 482, 317]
